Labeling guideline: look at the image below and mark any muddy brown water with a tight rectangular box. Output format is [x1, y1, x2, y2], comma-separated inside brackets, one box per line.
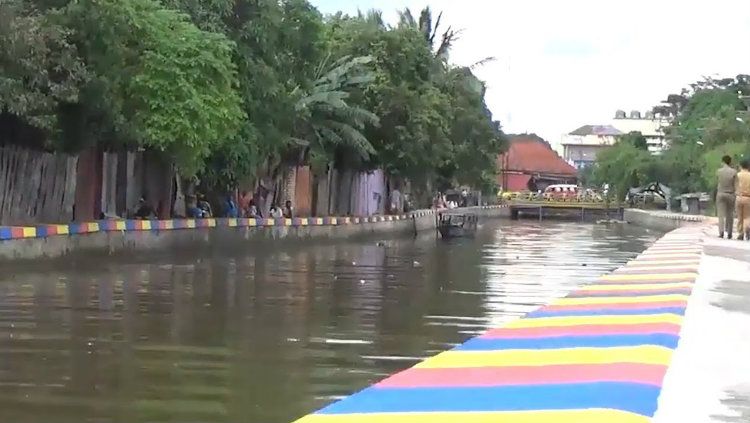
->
[0, 220, 660, 423]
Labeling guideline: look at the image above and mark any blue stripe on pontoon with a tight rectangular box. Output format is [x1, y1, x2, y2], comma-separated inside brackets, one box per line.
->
[528, 307, 686, 318]
[316, 383, 660, 416]
[455, 334, 680, 351]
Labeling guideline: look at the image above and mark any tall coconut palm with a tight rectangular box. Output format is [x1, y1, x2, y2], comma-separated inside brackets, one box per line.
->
[397, 6, 457, 60]
[292, 54, 380, 168]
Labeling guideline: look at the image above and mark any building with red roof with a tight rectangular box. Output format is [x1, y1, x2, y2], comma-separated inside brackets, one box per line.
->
[497, 136, 578, 192]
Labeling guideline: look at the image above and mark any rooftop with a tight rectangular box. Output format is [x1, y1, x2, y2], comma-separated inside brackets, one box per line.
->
[500, 137, 577, 176]
[569, 125, 623, 136]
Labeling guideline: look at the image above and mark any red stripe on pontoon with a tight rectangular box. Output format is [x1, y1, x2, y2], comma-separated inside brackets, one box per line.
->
[376, 363, 668, 388]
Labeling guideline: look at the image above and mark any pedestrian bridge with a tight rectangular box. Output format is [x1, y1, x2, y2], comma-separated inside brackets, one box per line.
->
[507, 199, 624, 221]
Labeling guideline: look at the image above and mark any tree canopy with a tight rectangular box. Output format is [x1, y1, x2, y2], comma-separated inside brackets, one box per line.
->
[1, 0, 506, 197]
[587, 75, 750, 199]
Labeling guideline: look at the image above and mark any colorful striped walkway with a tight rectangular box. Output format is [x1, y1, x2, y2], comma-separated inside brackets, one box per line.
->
[292, 226, 704, 423]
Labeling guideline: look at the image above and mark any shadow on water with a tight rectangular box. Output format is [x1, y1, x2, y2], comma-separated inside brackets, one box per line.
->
[0, 220, 660, 423]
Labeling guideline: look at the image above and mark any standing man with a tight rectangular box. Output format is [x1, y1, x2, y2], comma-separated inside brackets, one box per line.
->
[390, 187, 402, 215]
[735, 159, 750, 240]
[716, 155, 738, 239]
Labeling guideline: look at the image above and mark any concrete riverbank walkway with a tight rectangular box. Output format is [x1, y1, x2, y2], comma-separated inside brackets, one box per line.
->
[653, 227, 750, 422]
[292, 225, 707, 422]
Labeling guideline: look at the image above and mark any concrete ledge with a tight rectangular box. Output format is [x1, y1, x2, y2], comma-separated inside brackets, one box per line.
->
[624, 209, 709, 231]
[0, 205, 509, 261]
[290, 226, 704, 422]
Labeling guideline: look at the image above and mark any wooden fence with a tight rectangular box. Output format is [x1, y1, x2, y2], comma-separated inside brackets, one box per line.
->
[0, 145, 78, 226]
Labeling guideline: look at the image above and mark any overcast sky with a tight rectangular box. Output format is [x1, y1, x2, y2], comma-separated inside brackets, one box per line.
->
[312, 0, 750, 145]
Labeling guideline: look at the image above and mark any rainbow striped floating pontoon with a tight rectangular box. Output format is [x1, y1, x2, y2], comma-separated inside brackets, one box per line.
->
[292, 227, 704, 423]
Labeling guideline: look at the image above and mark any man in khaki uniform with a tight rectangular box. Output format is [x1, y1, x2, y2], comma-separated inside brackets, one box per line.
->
[716, 155, 737, 239]
[735, 159, 750, 240]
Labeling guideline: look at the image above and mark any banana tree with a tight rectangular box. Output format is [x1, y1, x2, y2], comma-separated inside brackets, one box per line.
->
[292, 54, 379, 171]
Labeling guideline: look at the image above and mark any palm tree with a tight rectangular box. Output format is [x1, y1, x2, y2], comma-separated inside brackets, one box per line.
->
[397, 6, 457, 60]
[397, 7, 495, 74]
[292, 54, 380, 168]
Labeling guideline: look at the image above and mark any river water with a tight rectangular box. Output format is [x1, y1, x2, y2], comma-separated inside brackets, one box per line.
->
[0, 220, 660, 423]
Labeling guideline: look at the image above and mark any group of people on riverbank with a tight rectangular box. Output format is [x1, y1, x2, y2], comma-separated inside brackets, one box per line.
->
[716, 155, 750, 240]
[132, 193, 294, 221]
[185, 194, 294, 220]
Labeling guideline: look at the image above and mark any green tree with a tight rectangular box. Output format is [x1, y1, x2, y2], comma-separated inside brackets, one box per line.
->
[437, 68, 505, 191]
[64, 0, 243, 173]
[293, 55, 380, 170]
[0, 0, 87, 146]
[619, 131, 648, 150]
[170, 0, 328, 187]
[326, 10, 505, 198]
[397, 6, 457, 60]
[590, 141, 656, 200]
[327, 15, 450, 179]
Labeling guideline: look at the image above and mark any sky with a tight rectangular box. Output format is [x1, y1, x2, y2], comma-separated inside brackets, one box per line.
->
[312, 0, 750, 147]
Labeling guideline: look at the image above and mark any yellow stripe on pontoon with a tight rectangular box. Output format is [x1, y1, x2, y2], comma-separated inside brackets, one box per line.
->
[599, 273, 697, 282]
[581, 282, 693, 292]
[507, 314, 683, 328]
[553, 295, 689, 306]
[626, 259, 701, 266]
[636, 254, 701, 260]
[415, 345, 673, 368]
[294, 409, 650, 423]
[618, 266, 699, 272]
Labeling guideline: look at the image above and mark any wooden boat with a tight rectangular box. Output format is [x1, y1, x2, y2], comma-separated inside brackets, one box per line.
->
[437, 213, 478, 239]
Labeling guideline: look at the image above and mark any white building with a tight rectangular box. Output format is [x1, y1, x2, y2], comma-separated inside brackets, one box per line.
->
[560, 110, 672, 170]
[560, 125, 622, 170]
[612, 110, 671, 155]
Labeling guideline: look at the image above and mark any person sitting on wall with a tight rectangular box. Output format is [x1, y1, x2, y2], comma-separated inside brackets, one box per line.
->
[224, 194, 239, 218]
[134, 197, 155, 220]
[282, 200, 294, 218]
[186, 195, 203, 218]
[270, 204, 283, 219]
[247, 200, 259, 218]
[238, 190, 251, 217]
[197, 194, 212, 218]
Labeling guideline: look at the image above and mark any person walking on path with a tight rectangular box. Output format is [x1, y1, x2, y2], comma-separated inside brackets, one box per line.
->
[735, 159, 750, 240]
[717, 155, 738, 239]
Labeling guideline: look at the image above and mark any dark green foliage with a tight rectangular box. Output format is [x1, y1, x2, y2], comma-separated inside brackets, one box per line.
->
[1, 0, 505, 193]
[590, 75, 750, 198]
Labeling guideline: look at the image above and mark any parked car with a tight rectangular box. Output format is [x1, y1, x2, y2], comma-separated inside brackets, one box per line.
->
[543, 184, 578, 200]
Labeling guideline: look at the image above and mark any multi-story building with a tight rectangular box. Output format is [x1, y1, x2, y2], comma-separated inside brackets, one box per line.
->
[612, 110, 670, 155]
[560, 110, 671, 170]
[560, 124, 622, 170]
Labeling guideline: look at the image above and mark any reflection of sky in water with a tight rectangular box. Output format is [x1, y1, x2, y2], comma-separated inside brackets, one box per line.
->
[480, 223, 656, 329]
[0, 220, 658, 423]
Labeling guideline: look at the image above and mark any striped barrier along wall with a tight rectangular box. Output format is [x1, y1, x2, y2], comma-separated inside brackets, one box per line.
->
[0, 206, 507, 241]
[292, 226, 704, 423]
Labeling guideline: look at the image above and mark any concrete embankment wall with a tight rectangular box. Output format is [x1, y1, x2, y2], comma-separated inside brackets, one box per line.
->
[0, 206, 509, 262]
[624, 209, 710, 231]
